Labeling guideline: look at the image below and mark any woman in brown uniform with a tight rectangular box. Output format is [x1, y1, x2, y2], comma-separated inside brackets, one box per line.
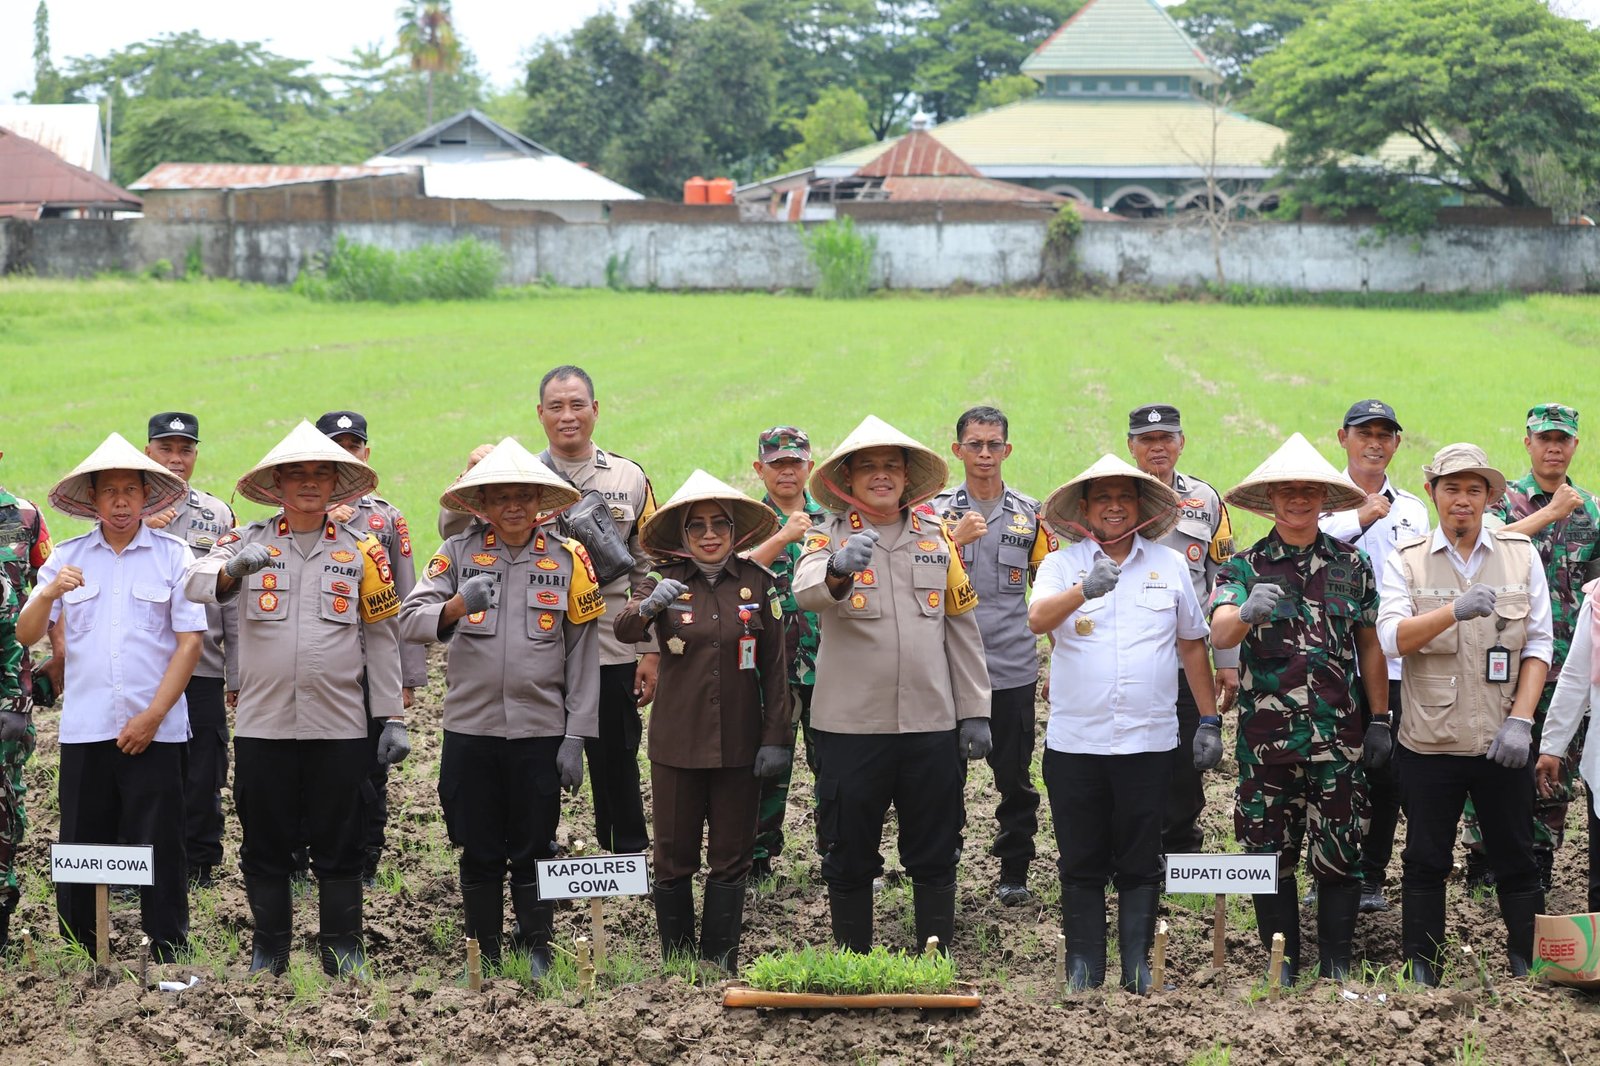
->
[615, 470, 792, 970]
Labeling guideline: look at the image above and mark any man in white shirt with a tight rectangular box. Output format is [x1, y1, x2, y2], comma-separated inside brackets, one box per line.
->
[17, 435, 203, 962]
[1319, 400, 1430, 914]
[1029, 455, 1215, 994]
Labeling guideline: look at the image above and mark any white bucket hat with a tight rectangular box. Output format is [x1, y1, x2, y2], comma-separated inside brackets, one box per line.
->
[1224, 432, 1366, 517]
[641, 469, 777, 557]
[1042, 453, 1181, 543]
[1421, 443, 1508, 502]
[49, 432, 187, 520]
[439, 437, 581, 518]
[808, 415, 948, 513]
[236, 420, 379, 508]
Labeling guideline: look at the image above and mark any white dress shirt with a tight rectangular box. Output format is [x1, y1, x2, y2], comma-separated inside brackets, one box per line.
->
[1542, 593, 1600, 819]
[1035, 535, 1208, 755]
[1376, 525, 1553, 664]
[33, 524, 206, 744]
[1320, 471, 1431, 680]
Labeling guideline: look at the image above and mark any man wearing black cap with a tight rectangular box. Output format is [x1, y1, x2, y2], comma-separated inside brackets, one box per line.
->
[317, 410, 424, 886]
[1319, 400, 1428, 913]
[1125, 404, 1235, 856]
[144, 412, 239, 889]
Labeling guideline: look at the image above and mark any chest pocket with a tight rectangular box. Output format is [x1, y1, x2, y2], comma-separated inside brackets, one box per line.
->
[1492, 590, 1530, 651]
[1412, 592, 1458, 655]
[246, 570, 290, 621]
[62, 583, 100, 633]
[319, 573, 358, 626]
[1137, 584, 1177, 612]
[997, 545, 1030, 595]
[1321, 595, 1358, 643]
[132, 582, 171, 632]
[1250, 592, 1301, 660]
[459, 575, 502, 637]
[1175, 518, 1212, 576]
[842, 586, 881, 619]
[912, 563, 946, 617]
[528, 585, 568, 640]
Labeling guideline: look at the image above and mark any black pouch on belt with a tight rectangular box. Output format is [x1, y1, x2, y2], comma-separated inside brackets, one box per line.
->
[556, 489, 635, 585]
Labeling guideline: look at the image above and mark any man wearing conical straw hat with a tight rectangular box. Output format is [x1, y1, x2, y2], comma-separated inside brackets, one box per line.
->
[184, 421, 406, 978]
[1208, 433, 1389, 984]
[793, 415, 991, 957]
[616, 470, 790, 971]
[402, 438, 604, 976]
[17, 433, 202, 962]
[1027, 454, 1214, 994]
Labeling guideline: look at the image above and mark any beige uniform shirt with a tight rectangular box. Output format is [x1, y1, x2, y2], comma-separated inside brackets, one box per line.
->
[185, 514, 404, 740]
[794, 508, 991, 734]
[343, 493, 427, 688]
[163, 485, 240, 685]
[401, 525, 602, 739]
[1158, 469, 1239, 671]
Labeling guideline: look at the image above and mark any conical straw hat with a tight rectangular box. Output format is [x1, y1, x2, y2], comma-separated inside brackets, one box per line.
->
[808, 415, 948, 513]
[49, 432, 187, 519]
[1042, 453, 1182, 543]
[641, 469, 778, 556]
[236, 420, 379, 508]
[440, 437, 581, 518]
[1224, 432, 1366, 517]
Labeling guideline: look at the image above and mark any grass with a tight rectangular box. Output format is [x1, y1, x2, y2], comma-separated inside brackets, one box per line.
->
[742, 943, 957, 995]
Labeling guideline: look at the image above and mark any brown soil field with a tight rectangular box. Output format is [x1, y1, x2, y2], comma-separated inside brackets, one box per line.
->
[4, 647, 1599, 1065]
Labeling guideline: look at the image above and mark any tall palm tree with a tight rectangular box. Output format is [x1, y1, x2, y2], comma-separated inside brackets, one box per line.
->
[396, 1, 460, 125]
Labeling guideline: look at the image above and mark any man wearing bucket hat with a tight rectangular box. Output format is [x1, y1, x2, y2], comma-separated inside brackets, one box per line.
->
[933, 406, 1055, 907]
[616, 470, 790, 970]
[1209, 433, 1388, 982]
[1124, 403, 1240, 862]
[1376, 443, 1552, 984]
[141, 411, 240, 890]
[318, 410, 425, 888]
[1028, 455, 1214, 993]
[17, 434, 202, 961]
[793, 415, 990, 955]
[402, 438, 603, 975]
[185, 421, 406, 977]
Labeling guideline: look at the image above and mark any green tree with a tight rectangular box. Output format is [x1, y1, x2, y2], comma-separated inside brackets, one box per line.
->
[31, 1, 63, 104]
[115, 97, 274, 185]
[1255, 0, 1600, 227]
[396, 1, 462, 125]
[330, 40, 487, 155]
[917, 0, 1079, 123]
[1167, 0, 1325, 97]
[780, 86, 874, 169]
[973, 73, 1039, 112]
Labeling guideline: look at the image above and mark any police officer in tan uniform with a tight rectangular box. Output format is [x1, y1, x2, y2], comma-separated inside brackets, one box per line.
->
[186, 422, 407, 978]
[403, 438, 601, 975]
[794, 416, 991, 955]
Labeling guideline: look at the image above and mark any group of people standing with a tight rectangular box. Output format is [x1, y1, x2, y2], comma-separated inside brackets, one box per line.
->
[1, 367, 1596, 993]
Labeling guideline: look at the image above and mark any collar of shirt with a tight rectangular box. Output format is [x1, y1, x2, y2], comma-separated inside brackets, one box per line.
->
[1259, 528, 1336, 563]
[1429, 523, 1496, 571]
[762, 491, 826, 519]
[87, 521, 159, 556]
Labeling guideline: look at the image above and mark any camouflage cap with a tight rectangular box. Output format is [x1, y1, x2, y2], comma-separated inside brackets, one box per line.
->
[1527, 403, 1579, 436]
[758, 426, 811, 462]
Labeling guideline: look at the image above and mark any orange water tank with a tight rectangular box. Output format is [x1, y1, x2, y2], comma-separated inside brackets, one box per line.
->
[683, 176, 709, 204]
[705, 177, 735, 204]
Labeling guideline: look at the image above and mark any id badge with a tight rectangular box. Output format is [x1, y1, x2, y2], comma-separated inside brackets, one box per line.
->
[738, 635, 757, 671]
[1485, 645, 1511, 683]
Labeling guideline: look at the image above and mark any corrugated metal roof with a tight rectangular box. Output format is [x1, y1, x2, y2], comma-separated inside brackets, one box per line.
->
[372, 109, 551, 164]
[856, 131, 981, 178]
[130, 163, 414, 190]
[0, 128, 141, 211]
[419, 156, 643, 202]
[1022, 0, 1218, 82]
[0, 103, 108, 177]
[879, 176, 1125, 219]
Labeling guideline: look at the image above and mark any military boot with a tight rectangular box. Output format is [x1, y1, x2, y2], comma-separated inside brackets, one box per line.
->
[828, 884, 874, 954]
[244, 875, 292, 976]
[316, 878, 367, 978]
[653, 878, 697, 964]
[509, 879, 555, 978]
[1498, 888, 1544, 978]
[1316, 882, 1361, 980]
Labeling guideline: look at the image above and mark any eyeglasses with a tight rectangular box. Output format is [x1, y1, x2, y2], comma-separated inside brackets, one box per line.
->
[958, 441, 1006, 454]
[685, 517, 735, 535]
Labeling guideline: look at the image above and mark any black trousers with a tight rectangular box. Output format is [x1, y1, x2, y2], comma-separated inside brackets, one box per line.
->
[58, 740, 188, 950]
[814, 729, 964, 892]
[1590, 803, 1600, 914]
[362, 712, 390, 859]
[979, 682, 1040, 878]
[234, 737, 368, 881]
[1161, 672, 1205, 854]
[182, 675, 228, 871]
[587, 662, 649, 853]
[1044, 747, 1168, 891]
[1395, 744, 1539, 894]
[438, 731, 561, 884]
[652, 762, 762, 884]
[1359, 680, 1404, 885]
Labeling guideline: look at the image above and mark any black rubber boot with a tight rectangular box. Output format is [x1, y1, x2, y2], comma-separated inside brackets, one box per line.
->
[699, 879, 746, 972]
[912, 878, 957, 957]
[1464, 849, 1496, 893]
[1498, 888, 1543, 978]
[1254, 875, 1300, 986]
[1061, 884, 1107, 991]
[654, 878, 697, 963]
[1117, 884, 1159, 995]
[1401, 886, 1446, 987]
[1316, 882, 1361, 980]
[0, 894, 14, 957]
[316, 878, 367, 979]
[828, 884, 874, 954]
[509, 880, 554, 978]
[244, 874, 292, 976]
[1534, 850, 1555, 895]
[461, 879, 504, 968]
[362, 849, 382, 890]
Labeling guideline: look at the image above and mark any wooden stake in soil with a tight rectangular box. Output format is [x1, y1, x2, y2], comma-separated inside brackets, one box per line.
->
[466, 937, 483, 991]
[140, 936, 149, 989]
[1268, 932, 1285, 1000]
[1056, 932, 1067, 999]
[21, 928, 34, 970]
[94, 883, 110, 967]
[577, 936, 595, 996]
[590, 898, 607, 975]
[1211, 894, 1226, 971]
[923, 936, 940, 958]
[1152, 920, 1169, 992]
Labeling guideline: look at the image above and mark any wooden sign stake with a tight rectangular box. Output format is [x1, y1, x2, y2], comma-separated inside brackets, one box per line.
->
[1056, 932, 1067, 998]
[466, 937, 482, 991]
[1268, 933, 1284, 1000]
[590, 898, 607, 975]
[95, 883, 110, 967]
[1211, 894, 1227, 972]
[923, 936, 940, 958]
[21, 928, 35, 970]
[1152, 919, 1169, 992]
[140, 936, 149, 988]
[577, 936, 595, 996]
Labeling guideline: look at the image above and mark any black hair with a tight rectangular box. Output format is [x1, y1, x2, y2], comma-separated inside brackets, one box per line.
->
[540, 365, 595, 403]
[956, 406, 1007, 440]
[89, 470, 148, 492]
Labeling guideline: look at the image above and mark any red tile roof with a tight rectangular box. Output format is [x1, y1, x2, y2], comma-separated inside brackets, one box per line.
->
[0, 127, 142, 212]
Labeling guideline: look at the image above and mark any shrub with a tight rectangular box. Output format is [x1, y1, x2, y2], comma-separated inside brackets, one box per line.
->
[800, 215, 876, 299]
[293, 235, 505, 303]
[1043, 201, 1085, 291]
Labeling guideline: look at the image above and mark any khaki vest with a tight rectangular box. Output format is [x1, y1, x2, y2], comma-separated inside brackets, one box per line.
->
[1397, 530, 1534, 756]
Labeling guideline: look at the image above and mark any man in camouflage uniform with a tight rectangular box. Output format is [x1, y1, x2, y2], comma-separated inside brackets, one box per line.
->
[1205, 434, 1389, 982]
[1461, 403, 1599, 892]
[744, 426, 827, 884]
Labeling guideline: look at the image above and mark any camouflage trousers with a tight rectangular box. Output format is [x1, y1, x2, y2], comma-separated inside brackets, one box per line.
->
[0, 725, 34, 909]
[752, 685, 816, 864]
[1235, 757, 1369, 884]
[1462, 684, 1585, 854]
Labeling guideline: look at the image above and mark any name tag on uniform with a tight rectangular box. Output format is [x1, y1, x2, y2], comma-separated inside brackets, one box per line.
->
[739, 636, 756, 671]
[1486, 645, 1510, 683]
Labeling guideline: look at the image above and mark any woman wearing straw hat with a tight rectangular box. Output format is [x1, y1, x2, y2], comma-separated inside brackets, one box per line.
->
[1207, 433, 1390, 983]
[614, 470, 791, 971]
[400, 438, 603, 976]
[1027, 454, 1215, 993]
[185, 421, 407, 978]
[17, 433, 202, 962]
[792, 416, 991, 956]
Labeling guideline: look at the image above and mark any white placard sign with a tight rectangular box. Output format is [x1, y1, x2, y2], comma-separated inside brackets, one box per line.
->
[1165, 853, 1278, 895]
[51, 844, 155, 886]
[536, 854, 650, 900]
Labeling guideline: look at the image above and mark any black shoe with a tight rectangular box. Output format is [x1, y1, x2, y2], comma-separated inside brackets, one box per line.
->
[460, 879, 504, 968]
[1464, 850, 1496, 893]
[0, 896, 15, 957]
[1358, 882, 1389, 914]
[653, 878, 697, 964]
[1061, 884, 1107, 991]
[1534, 850, 1554, 895]
[1316, 882, 1361, 980]
[361, 850, 381, 890]
[749, 857, 773, 885]
[996, 880, 1032, 907]
[911, 878, 956, 956]
[1498, 887, 1543, 978]
[188, 866, 215, 890]
[1254, 875, 1300, 985]
[828, 884, 874, 954]
[1118, 884, 1159, 995]
[509, 880, 554, 979]
[699, 879, 746, 972]
[243, 875, 292, 976]
[316, 878, 367, 979]
[1401, 886, 1447, 988]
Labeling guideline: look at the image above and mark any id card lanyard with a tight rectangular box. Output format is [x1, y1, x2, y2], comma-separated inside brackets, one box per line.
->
[738, 607, 757, 671]
[1486, 616, 1511, 683]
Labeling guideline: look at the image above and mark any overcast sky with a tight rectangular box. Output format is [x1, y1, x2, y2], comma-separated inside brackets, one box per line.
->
[4, 0, 1599, 106]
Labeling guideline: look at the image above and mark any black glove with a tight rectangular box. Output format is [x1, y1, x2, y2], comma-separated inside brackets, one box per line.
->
[753, 745, 792, 779]
[1193, 717, 1223, 771]
[375, 720, 410, 766]
[458, 573, 496, 614]
[0, 711, 29, 744]
[639, 577, 690, 620]
[1362, 719, 1392, 770]
[557, 736, 585, 791]
[827, 528, 880, 577]
[958, 718, 993, 760]
[224, 543, 273, 578]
